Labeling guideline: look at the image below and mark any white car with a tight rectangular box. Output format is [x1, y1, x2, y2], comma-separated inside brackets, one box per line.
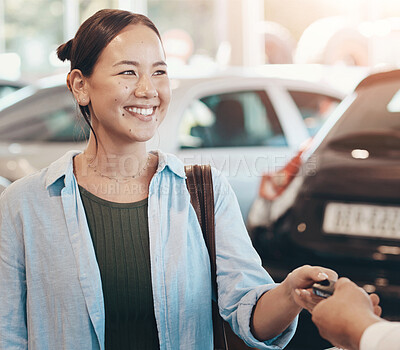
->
[0, 68, 345, 217]
[0, 78, 26, 99]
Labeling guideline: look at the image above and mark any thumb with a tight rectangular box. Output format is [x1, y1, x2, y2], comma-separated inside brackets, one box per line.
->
[315, 271, 329, 282]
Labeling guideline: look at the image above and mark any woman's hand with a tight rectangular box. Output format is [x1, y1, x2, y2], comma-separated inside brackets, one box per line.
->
[251, 264, 337, 341]
[282, 265, 338, 312]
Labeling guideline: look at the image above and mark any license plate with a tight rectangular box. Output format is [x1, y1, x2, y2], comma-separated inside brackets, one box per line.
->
[323, 202, 400, 239]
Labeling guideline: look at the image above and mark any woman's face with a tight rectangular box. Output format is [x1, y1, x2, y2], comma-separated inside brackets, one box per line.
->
[85, 24, 171, 144]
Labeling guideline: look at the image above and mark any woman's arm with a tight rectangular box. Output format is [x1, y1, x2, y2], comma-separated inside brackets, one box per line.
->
[0, 193, 28, 349]
[251, 265, 337, 341]
[211, 168, 337, 348]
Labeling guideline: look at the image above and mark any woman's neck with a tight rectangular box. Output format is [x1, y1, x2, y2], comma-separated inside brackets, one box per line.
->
[82, 134, 151, 180]
[73, 136, 158, 203]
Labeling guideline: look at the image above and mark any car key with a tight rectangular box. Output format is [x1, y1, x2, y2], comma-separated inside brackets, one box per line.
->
[312, 279, 336, 298]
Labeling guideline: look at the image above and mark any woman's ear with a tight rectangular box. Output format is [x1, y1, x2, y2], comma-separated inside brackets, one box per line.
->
[69, 69, 90, 106]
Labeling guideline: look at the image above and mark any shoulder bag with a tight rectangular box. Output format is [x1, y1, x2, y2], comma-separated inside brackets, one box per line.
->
[185, 164, 257, 350]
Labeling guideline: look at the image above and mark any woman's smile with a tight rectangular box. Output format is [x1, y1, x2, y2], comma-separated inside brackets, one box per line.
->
[124, 105, 157, 121]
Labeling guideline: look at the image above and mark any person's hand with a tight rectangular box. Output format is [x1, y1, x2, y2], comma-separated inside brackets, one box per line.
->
[311, 278, 383, 350]
[282, 265, 338, 312]
[369, 292, 382, 317]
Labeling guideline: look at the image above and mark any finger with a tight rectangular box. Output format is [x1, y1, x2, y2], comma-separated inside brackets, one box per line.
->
[298, 266, 328, 283]
[308, 291, 325, 306]
[295, 288, 311, 298]
[289, 265, 337, 290]
[322, 268, 338, 282]
[295, 288, 320, 312]
[369, 293, 380, 307]
[309, 266, 338, 282]
[316, 271, 329, 281]
[374, 305, 382, 317]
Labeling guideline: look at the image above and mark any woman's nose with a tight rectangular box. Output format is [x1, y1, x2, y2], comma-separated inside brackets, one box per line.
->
[134, 75, 158, 98]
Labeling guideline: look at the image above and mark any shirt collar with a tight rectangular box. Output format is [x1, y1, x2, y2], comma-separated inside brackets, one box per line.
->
[151, 149, 186, 179]
[45, 150, 80, 189]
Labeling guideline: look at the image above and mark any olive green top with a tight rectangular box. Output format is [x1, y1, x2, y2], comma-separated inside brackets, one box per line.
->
[79, 185, 159, 350]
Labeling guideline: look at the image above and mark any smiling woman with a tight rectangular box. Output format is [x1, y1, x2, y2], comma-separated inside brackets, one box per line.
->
[71, 24, 170, 153]
[57, 10, 172, 203]
[0, 8, 339, 350]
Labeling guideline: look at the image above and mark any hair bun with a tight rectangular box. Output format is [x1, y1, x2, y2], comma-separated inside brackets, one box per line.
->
[57, 39, 73, 62]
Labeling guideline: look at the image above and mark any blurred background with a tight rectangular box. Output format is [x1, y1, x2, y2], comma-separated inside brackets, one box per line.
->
[2, 0, 400, 81]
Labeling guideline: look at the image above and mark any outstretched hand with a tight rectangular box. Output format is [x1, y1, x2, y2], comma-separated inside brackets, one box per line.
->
[282, 265, 338, 312]
[311, 278, 383, 350]
[251, 264, 337, 341]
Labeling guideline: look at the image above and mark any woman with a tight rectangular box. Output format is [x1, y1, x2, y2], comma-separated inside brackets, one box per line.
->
[0, 9, 337, 350]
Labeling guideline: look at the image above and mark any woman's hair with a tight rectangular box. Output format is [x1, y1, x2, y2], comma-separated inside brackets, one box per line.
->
[56, 9, 162, 143]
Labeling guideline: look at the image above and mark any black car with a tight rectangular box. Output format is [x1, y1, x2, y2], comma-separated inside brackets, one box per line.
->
[247, 69, 400, 348]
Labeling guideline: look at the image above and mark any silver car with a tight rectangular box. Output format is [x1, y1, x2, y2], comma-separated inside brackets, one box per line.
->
[0, 68, 344, 217]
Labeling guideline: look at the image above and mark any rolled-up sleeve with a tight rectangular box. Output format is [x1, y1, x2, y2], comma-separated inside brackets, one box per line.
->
[212, 168, 297, 349]
[0, 191, 28, 349]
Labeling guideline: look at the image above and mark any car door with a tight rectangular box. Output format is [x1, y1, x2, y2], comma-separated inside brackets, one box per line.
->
[0, 86, 87, 181]
[159, 77, 305, 219]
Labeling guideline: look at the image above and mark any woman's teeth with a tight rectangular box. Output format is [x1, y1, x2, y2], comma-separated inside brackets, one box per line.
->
[127, 107, 154, 116]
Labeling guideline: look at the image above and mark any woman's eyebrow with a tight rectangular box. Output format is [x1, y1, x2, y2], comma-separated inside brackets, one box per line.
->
[113, 60, 167, 67]
[153, 60, 167, 67]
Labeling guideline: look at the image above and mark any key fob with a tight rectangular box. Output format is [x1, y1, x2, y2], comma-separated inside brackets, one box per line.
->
[312, 279, 335, 298]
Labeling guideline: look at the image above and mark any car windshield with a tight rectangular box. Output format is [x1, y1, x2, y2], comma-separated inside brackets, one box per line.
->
[327, 79, 400, 141]
[0, 86, 89, 142]
[0, 85, 21, 99]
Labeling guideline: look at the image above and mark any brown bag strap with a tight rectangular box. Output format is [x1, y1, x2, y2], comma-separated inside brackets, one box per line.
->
[185, 165, 228, 350]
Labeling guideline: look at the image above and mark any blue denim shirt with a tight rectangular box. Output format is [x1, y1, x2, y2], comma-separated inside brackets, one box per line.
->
[0, 150, 296, 350]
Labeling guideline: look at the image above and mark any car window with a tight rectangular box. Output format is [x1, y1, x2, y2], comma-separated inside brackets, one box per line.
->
[328, 81, 400, 138]
[387, 88, 400, 113]
[0, 85, 21, 99]
[0, 88, 89, 142]
[179, 90, 287, 148]
[289, 91, 341, 137]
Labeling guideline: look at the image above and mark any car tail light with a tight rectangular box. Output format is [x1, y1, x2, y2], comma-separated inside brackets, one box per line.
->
[258, 139, 311, 200]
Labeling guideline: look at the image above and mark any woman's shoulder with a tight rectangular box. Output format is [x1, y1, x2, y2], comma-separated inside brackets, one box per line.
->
[1, 168, 47, 204]
[210, 166, 232, 194]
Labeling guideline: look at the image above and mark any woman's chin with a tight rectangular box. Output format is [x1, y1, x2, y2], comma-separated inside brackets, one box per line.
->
[126, 130, 157, 143]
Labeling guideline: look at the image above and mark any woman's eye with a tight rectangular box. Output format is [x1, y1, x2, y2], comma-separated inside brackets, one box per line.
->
[120, 70, 136, 75]
[154, 70, 167, 76]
